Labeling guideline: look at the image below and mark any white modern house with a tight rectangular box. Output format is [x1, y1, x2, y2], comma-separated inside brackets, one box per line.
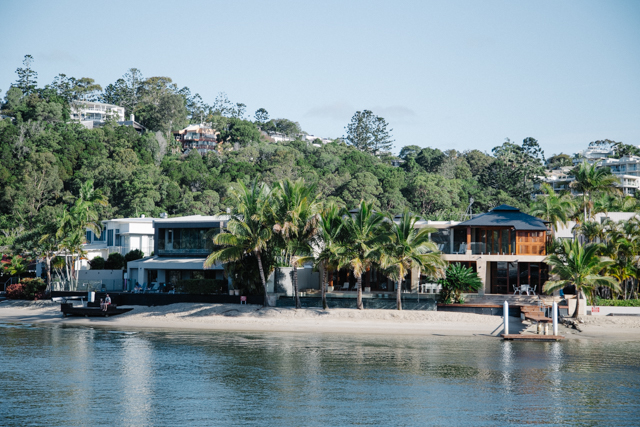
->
[70, 100, 146, 132]
[126, 215, 230, 290]
[71, 100, 125, 123]
[82, 216, 157, 268]
[539, 157, 640, 197]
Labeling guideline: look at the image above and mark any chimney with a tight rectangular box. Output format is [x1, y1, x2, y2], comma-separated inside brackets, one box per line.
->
[130, 114, 135, 122]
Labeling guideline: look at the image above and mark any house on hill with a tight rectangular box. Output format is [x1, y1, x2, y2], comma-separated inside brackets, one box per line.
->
[173, 124, 220, 154]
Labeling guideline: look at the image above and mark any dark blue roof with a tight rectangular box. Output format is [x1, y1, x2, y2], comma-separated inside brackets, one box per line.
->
[455, 205, 549, 231]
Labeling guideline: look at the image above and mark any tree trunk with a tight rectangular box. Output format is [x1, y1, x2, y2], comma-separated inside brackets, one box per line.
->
[573, 289, 582, 318]
[45, 256, 52, 293]
[356, 273, 363, 310]
[322, 265, 328, 310]
[293, 260, 301, 309]
[396, 280, 402, 310]
[255, 250, 270, 307]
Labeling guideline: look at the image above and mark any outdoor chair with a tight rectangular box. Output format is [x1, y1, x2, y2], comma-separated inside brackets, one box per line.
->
[149, 283, 160, 293]
[513, 285, 519, 295]
[457, 243, 467, 254]
[341, 282, 350, 291]
[529, 285, 537, 295]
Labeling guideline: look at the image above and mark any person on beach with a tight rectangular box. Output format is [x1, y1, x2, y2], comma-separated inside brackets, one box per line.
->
[104, 294, 111, 311]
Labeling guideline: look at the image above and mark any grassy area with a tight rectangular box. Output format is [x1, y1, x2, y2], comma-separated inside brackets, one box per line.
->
[595, 298, 640, 307]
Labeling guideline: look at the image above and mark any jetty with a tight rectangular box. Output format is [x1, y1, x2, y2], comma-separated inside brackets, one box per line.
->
[499, 299, 565, 341]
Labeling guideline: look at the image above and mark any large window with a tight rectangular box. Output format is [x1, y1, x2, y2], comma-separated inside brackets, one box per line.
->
[471, 228, 516, 255]
[158, 227, 219, 254]
[430, 229, 451, 254]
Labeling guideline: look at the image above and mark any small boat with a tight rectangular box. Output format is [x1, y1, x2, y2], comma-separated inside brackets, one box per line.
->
[60, 302, 133, 317]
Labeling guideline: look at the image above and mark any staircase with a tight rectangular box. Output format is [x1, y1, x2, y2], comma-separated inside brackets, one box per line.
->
[463, 293, 561, 307]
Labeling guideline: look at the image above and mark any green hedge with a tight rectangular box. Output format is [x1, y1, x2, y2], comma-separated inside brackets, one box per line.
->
[595, 298, 640, 307]
[175, 279, 227, 295]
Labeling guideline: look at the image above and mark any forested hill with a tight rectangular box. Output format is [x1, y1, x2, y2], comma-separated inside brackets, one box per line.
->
[1, 57, 557, 247]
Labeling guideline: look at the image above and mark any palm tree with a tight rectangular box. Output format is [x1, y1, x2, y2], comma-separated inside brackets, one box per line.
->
[1, 255, 28, 282]
[530, 183, 575, 234]
[315, 204, 346, 310]
[272, 179, 321, 309]
[570, 160, 620, 223]
[205, 180, 274, 306]
[379, 211, 446, 310]
[574, 221, 605, 244]
[336, 200, 387, 310]
[437, 263, 483, 304]
[543, 239, 620, 318]
[70, 179, 108, 236]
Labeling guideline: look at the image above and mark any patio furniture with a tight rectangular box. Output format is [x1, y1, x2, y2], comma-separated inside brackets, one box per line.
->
[513, 284, 519, 295]
[456, 243, 467, 254]
[340, 282, 350, 291]
[529, 285, 537, 295]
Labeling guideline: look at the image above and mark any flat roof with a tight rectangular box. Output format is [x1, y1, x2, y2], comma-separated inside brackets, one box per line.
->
[153, 215, 230, 224]
[104, 218, 156, 223]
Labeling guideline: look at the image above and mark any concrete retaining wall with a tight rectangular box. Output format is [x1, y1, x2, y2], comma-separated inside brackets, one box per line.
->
[587, 306, 640, 316]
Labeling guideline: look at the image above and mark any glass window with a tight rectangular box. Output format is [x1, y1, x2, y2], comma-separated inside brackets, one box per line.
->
[86, 231, 92, 243]
[430, 229, 451, 254]
[453, 228, 467, 254]
[509, 262, 518, 287]
[501, 229, 509, 254]
[492, 230, 499, 254]
[520, 263, 529, 284]
[530, 264, 539, 290]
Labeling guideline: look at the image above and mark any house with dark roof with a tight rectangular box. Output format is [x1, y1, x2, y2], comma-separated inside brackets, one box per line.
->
[429, 205, 551, 295]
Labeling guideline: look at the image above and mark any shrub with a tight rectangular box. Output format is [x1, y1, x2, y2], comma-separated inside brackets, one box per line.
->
[175, 279, 226, 294]
[105, 252, 125, 270]
[124, 249, 144, 269]
[438, 263, 482, 304]
[594, 298, 640, 307]
[6, 278, 46, 300]
[89, 256, 106, 270]
[6, 283, 25, 299]
[22, 278, 47, 299]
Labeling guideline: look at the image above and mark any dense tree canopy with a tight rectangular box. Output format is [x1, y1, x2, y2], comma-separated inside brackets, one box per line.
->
[2, 55, 635, 258]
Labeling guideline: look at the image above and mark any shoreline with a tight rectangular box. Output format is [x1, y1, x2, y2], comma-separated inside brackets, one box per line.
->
[1, 301, 639, 341]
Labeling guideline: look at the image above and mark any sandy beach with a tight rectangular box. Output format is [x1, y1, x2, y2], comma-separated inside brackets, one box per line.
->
[1, 300, 640, 341]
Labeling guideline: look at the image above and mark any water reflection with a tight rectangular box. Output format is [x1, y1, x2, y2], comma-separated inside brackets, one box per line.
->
[1, 324, 639, 426]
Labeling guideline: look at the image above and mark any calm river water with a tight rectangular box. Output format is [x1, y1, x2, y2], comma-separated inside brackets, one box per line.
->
[1, 322, 639, 426]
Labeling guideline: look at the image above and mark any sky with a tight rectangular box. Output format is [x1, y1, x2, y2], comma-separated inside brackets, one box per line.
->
[1, 0, 639, 156]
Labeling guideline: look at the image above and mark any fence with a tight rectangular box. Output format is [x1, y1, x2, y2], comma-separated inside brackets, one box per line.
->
[50, 279, 124, 292]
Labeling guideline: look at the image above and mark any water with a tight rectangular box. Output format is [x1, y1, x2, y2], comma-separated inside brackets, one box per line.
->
[1, 323, 639, 426]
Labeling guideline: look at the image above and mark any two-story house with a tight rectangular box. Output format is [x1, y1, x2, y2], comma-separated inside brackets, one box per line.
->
[432, 205, 550, 295]
[82, 216, 156, 268]
[126, 215, 229, 289]
[173, 124, 220, 155]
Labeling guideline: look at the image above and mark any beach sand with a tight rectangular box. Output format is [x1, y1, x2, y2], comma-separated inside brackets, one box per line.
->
[1, 300, 639, 341]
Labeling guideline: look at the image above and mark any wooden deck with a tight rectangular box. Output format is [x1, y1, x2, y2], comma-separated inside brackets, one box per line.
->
[502, 334, 565, 341]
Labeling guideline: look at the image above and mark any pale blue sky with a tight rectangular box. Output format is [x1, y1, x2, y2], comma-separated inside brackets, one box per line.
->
[1, 0, 638, 156]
